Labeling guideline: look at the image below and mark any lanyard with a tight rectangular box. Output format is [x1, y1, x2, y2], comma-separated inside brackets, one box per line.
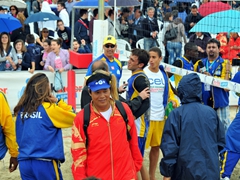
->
[78, 19, 89, 29]
[206, 58, 218, 74]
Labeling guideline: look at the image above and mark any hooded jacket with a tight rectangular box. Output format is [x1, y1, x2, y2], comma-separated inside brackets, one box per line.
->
[160, 73, 225, 180]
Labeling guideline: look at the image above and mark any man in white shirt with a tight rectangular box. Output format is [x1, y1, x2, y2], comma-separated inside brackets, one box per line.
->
[57, 2, 70, 27]
[144, 47, 178, 180]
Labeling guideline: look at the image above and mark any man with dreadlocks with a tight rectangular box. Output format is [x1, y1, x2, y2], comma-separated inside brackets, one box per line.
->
[71, 70, 143, 180]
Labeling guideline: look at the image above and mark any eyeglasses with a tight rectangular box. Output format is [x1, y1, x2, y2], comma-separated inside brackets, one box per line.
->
[10, 9, 16, 11]
[57, 24, 64, 26]
[42, 31, 49, 33]
[104, 44, 115, 48]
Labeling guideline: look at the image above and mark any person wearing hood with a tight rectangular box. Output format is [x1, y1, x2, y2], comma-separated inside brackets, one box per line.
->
[160, 73, 225, 180]
[165, 17, 187, 65]
[38, 1, 57, 37]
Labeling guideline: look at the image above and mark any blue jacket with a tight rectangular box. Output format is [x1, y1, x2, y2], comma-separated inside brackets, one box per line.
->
[160, 73, 225, 179]
[201, 56, 229, 108]
[16, 100, 75, 163]
[74, 19, 90, 44]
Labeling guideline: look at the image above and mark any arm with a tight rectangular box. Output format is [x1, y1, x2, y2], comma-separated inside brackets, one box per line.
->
[44, 53, 54, 72]
[123, 103, 143, 171]
[43, 99, 76, 128]
[160, 111, 180, 177]
[133, 76, 150, 119]
[71, 110, 87, 179]
[167, 82, 179, 108]
[0, 93, 18, 172]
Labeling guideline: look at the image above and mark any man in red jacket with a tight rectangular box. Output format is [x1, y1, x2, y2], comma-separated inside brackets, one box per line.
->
[71, 70, 143, 180]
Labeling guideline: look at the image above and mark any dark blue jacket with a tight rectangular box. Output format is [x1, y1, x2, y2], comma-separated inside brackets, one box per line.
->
[160, 73, 225, 180]
[74, 18, 90, 44]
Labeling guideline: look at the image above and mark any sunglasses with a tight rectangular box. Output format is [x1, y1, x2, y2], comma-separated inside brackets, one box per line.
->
[105, 44, 115, 48]
[11, 9, 16, 11]
[42, 31, 49, 33]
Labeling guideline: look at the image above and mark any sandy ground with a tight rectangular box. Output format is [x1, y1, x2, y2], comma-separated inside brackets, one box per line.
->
[1, 107, 240, 180]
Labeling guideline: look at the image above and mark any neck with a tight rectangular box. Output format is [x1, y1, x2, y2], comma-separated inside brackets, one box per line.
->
[2, 44, 7, 50]
[148, 66, 159, 73]
[208, 56, 218, 61]
[55, 49, 60, 56]
[105, 54, 114, 61]
[132, 68, 142, 74]
[17, 50, 22, 54]
[94, 103, 111, 112]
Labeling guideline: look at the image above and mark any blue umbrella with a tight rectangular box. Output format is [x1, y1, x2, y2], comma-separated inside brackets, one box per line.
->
[24, 12, 61, 24]
[74, 0, 111, 8]
[190, 10, 240, 33]
[107, 0, 141, 7]
[0, 14, 22, 33]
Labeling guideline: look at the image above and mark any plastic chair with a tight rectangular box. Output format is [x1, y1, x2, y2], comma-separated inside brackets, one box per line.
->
[136, 38, 144, 49]
[116, 39, 131, 64]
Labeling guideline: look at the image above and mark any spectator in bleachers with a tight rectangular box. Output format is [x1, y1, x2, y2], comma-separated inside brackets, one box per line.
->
[142, 7, 159, 51]
[14, 39, 30, 71]
[189, 32, 211, 60]
[184, 4, 203, 38]
[89, 9, 98, 43]
[57, 20, 71, 49]
[40, 39, 52, 69]
[65, 0, 76, 14]
[36, 28, 53, 47]
[228, 32, 240, 63]
[24, 0, 32, 16]
[177, 3, 187, 23]
[38, 1, 57, 37]
[216, 32, 229, 60]
[166, 17, 187, 65]
[0, 32, 17, 71]
[74, 9, 91, 51]
[162, 1, 172, 15]
[26, 34, 43, 71]
[106, 9, 121, 39]
[9, 5, 19, 17]
[127, 6, 135, 21]
[0, 6, 4, 14]
[57, 2, 69, 27]
[72, 39, 91, 54]
[118, 8, 130, 41]
[129, 8, 144, 49]
[32, 0, 42, 13]
[44, 38, 71, 72]
[162, 12, 173, 63]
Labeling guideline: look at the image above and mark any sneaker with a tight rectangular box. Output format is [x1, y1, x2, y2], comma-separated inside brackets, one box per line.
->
[221, 177, 230, 180]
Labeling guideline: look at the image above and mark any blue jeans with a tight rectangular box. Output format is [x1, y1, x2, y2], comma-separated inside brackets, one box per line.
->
[167, 41, 182, 64]
[26, 1, 31, 17]
[144, 37, 157, 51]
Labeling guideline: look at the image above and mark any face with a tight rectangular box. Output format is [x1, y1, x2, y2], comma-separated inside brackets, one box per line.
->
[43, 42, 51, 52]
[128, 54, 142, 71]
[103, 43, 117, 58]
[231, 33, 238, 39]
[73, 41, 80, 51]
[57, 22, 64, 31]
[196, 32, 202, 37]
[51, 41, 60, 53]
[206, 43, 219, 59]
[15, 42, 22, 51]
[134, 9, 140, 18]
[57, 4, 63, 12]
[149, 51, 162, 69]
[191, 8, 198, 16]
[188, 46, 199, 60]
[42, 29, 49, 37]
[90, 89, 111, 111]
[169, 15, 173, 21]
[147, 9, 154, 18]
[10, 7, 16, 15]
[1, 34, 9, 44]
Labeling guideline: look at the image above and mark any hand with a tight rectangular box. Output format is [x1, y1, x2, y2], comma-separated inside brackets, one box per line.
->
[152, 32, 156, 38]
[163, 177, 171, 180]
[190, 22, 195, 27]
[49, 94, 58, 103]
[129, 39, 133, 44]
[128, 19, 133, 24]
[48, 66, 55, 73]
[118, 82, 128, 93]
[81, 39, 86, 46]
[59, 68, 64, 73]
[18, 59, 22, 64]
[29, 69, 34, 74]
[5, 56, 11, 61]
[197, 46, 204, 53]
[139, 87, 150, 100]
[9, 157, 18, 172]
[170, 100, 177, 108]
[40, 61, 45, 66]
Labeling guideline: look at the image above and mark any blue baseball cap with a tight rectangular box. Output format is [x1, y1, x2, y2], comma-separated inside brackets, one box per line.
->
[88, 79, 110, 92]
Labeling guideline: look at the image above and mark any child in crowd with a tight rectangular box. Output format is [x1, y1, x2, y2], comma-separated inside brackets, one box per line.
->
[40, 39, 51, 70]
[72, 39, 91, 54]
[14, 39, 31, 71]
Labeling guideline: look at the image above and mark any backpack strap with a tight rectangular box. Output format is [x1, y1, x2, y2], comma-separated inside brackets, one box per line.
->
[115, 100, 131, 141]
[83, 103, 90, 148]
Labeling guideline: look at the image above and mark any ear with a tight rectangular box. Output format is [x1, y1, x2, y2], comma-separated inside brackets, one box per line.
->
[88, 88, 92, 96]
[138, 62, 144, 69]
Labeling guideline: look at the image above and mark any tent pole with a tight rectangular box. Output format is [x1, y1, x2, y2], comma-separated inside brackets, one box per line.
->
[98, 0, 104, 20]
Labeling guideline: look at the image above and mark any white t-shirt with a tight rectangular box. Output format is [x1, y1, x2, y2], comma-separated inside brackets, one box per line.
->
[100, 106, 112, 122]
[145, 67, 165, 121]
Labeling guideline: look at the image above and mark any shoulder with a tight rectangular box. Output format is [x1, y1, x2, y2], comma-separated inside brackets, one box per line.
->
[114, 58, 122, 69]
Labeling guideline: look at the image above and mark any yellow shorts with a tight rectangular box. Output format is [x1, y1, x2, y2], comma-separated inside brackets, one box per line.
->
[145, 120, 165, 149]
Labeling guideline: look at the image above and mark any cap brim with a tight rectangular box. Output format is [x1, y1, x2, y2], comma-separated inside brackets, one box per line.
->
[90, 84, 110, 92]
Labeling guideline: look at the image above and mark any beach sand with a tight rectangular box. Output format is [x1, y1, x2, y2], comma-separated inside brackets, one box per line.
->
[1, 107, 240, 180]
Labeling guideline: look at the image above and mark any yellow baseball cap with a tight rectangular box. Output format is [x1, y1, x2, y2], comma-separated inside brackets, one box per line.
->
[103, 35, 116, 45]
